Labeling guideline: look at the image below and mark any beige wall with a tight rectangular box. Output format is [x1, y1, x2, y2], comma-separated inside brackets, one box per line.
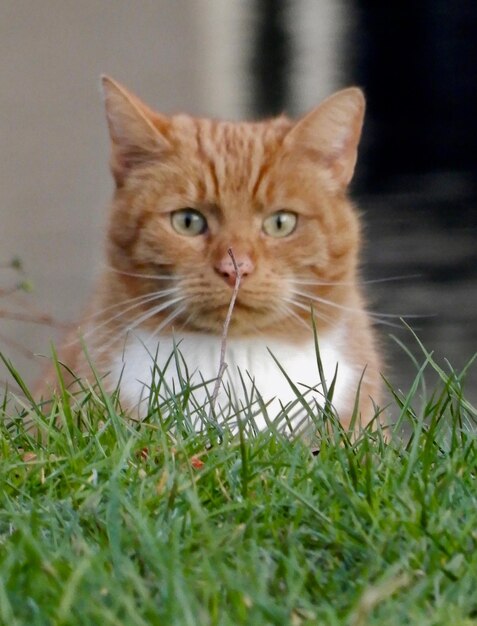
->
[0, 1, 338, 385]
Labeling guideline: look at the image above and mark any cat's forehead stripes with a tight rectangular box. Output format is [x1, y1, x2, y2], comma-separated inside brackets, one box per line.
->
[169, 115, 291, 206]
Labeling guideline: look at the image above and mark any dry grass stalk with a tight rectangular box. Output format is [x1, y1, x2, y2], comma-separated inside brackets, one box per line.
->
[209, 248, 242, 416]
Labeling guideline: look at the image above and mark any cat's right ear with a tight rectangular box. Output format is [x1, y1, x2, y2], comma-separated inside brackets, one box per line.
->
[284, 88, 365, 188]
[101, 76, 171, 185]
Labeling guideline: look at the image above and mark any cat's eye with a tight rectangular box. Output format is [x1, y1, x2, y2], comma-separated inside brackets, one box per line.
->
[262, 211, 297, 238]
[171, 209, 208, 236]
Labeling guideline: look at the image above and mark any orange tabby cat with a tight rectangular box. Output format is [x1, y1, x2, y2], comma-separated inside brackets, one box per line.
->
[50, 76, 382, 434]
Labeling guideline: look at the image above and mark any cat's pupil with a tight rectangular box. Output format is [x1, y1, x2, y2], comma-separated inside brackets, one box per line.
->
[171, 208, 207, 236]
[262, 211, 297, 238]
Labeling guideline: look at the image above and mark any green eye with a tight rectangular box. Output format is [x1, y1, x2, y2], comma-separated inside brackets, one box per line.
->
[262, 211, 297, 238]
[171, 209, 207, 236]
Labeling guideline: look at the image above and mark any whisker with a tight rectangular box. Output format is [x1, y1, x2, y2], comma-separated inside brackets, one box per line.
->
[283, 296, 336, 327]
[292, 273, 423, 287]
[177, 310, 198, 332]
[85, 289, 180, 322]
[291, 289, 417, 328]
[125, 296, 186, 334]
[104, 264, 182, 281]
[90, 289, 180, 329]
[94, 296, 187, 356]
[366, 317, 413, 329]
[280, 302, 311, 331]
[66, 288, 182, 347]
[148, 304, 188, 341]
[361, 274, 423, 285]
[292, 289, 410, 318]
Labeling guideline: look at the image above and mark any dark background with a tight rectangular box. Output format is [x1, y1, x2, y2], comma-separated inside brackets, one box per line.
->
[249, 0, 477, 403]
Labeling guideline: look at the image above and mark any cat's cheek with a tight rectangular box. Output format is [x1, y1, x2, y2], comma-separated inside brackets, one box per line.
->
[285, 229, 330, 271]
[130, 218, 198, 263]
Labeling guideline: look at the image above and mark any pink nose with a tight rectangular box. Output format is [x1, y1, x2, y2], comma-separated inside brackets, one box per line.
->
[214, 253, 255, 287]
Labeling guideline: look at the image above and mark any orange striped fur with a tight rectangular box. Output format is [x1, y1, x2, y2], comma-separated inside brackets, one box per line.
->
[46, 77, 382, 432]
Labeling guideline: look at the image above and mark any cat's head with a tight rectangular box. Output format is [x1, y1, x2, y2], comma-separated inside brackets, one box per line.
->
[101, 77, 365, 338]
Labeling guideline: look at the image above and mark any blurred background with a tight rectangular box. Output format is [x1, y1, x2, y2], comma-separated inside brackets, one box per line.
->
[1, 1, 476, 404]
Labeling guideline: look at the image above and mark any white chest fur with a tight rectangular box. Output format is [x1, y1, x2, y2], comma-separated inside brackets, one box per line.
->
[107, 326, 356, 432]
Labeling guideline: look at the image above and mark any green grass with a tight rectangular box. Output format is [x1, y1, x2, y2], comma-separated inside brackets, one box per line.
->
[1, 343, 477, 626]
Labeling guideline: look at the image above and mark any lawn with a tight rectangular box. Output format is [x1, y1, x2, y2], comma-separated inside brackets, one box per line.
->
[0, 340, 476, 626]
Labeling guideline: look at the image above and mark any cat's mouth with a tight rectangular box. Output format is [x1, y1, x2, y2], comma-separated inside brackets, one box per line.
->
[185, 296, 286, 335]
[203, 295, 270, 316]
[196, 302, 254, 325]
[215, 299, 256, 313]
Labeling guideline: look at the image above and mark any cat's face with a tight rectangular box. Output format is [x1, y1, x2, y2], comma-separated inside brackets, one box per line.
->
[102, 78, 365, 339]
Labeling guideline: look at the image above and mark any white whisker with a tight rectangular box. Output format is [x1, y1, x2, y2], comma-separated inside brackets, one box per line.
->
[148, 304, 188, 341]
[94, 296, 187, 356]
[104, 264, 182, 281]
[125, 295, 186, 334]
[292, 273, 422, 287]
[360, 274, 423, 285]
[283, 296, 336, 327]
[85, 289, 178, 322]
[79, 288, 182, 342]
[280, 302, 311, 331]
[178, 310, 198, 331]
[291, 288, 414, 328]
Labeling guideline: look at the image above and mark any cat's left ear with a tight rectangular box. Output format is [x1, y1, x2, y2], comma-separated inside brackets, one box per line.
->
[101, 76, 171, 185]
[284, 88, 365, 187]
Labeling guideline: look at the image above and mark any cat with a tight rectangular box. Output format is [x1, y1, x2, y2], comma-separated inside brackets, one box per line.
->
[46, 76, 382, 435]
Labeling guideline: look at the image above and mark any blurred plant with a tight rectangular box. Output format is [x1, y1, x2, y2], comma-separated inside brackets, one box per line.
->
[0, 257, 65, 362]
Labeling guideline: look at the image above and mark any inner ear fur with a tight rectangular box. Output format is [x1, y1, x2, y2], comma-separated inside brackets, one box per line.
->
[101, 75, 171, 185]
[284, 88, 365, 187]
